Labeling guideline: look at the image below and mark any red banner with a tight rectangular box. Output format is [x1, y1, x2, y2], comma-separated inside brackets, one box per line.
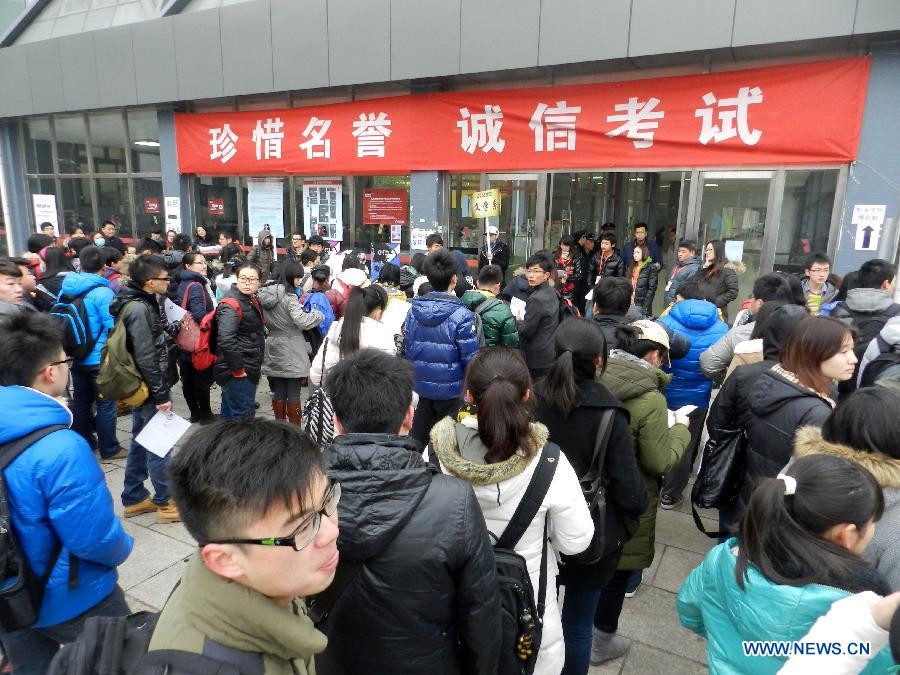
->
[363, 189, 408, 225]
[175, 58, 869, 175]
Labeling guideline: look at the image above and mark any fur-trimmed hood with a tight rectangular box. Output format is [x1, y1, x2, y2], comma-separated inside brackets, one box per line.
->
[725, 260, 746, 275]
[429, 416, 549, 486]
[793, 426, 900, 489]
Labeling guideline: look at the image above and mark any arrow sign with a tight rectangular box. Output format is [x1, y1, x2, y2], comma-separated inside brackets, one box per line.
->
[862, 226, 873, 249]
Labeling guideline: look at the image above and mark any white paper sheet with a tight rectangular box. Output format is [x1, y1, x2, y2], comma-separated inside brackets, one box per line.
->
[667, 404, 699, 428]
[163, 298, 187, 324]
[510, 296, 527, 321]
[724, 239, 744, 262]
[134, 411, 192, 458]
[381, 300, 412, 335]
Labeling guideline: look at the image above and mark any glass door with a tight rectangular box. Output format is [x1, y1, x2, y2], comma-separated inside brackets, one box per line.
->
[695, 170, 776, 321]
[486, 174, 538, 274]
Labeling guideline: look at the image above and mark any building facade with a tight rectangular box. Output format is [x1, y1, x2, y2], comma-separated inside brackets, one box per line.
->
[1, 0, 899, 317]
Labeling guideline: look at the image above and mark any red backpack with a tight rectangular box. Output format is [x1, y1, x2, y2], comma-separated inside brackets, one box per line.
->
[192, 297, 242, 371]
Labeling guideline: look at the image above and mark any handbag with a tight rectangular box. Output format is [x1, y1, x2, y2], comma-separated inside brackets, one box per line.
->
[569, 409, 615, 565]
[302, 338, 335, 448]
[690, 427, 747, 538]
[174, 282, 202, 353]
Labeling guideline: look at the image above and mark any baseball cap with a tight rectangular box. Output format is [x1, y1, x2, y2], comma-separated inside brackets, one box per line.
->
[631, 319, 670, 350]
[487, 225, 499, 235]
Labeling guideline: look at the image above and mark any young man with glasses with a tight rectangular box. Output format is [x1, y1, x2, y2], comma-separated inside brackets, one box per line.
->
[109, 255, 180, 523]
[0, 313, 133, 675]
[146, 419, 336, 672]
[287, 231, 308, 263]
[802, 252, 838, 316]
[215, 262, 266, 420]
[317, 348, 500, 674]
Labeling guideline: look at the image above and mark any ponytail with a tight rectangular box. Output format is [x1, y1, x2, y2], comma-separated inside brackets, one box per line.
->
[339, 284, 388, 357]
[537, 317, 607, 417]
[541, 350, 577, 417]
[465, 348, 536, 464]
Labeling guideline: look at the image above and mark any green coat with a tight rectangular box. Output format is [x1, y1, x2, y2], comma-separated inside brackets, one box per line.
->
[598, 351, 691, 570]
[460, 289, 520, 347]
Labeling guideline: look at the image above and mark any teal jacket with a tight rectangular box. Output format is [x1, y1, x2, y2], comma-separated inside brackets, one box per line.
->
[676, 538, 893, 675]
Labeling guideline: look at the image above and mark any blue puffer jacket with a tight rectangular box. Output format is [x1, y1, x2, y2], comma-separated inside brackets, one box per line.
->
[677, 538, 893, 674]
[403, 292, 479, 400]
[0, 386, 133, 628]
[59, 272, 115, 367]
[659, 299, 727, 409]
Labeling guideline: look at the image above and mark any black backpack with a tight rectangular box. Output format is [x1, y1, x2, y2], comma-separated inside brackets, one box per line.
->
[50, 289, 102, 361]
[836, 303, 900, 396]
[860, 335, 900, 388]
[0, 425, 68, 632]
[492, 443, 559, 675]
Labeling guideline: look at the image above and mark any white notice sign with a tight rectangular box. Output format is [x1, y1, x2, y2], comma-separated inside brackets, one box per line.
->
[32, 194, 59, 235]
[852, 204, 886, 251]
[164, 197, 182, 231]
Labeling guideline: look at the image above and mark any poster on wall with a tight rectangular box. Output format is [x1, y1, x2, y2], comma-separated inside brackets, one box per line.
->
[370, 243, 401, 281]
[411, 228, 432, 251]
[363, 189, 408, 225]
[207, 198, 224, 216]
[164, 197, 182, 231]
[852, 204, 886, 251]
[302, 180, 343, 241]
[247, 178, 284, 239]
[32, 194, 59, 235]
[143, 198, 160, 215]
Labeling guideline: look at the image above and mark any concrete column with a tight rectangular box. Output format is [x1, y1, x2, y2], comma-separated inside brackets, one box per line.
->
[0, 122, 31, 255]
[833, 45, 900, 275]
[157, 109, 192, 233]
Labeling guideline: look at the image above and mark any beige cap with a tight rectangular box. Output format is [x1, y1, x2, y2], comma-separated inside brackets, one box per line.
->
[631, 319, 670, 349]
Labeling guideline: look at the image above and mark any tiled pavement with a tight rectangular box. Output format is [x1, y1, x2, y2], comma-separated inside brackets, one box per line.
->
[102, 383, 714, 675]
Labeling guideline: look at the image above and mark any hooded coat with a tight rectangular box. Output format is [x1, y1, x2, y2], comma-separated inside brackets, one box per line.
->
[450, 249, 474, 298]
[629, 260, 659, 315]
[59, 272, 115, 367]
[459, 289, 519, 347]
[402, 292, 478, 400]
[0, 386, 133, 628]
[518, 281, 560, 372]
[692, 263, 740, 319]
[429, 417, 592, 675]
[497, 273, 530, 304]
[319, 434, 500, 675]
[658, 299, 728, 409]
[598, 352, 691, 570]
[858, 315, 900, 387]
[794, 426, 900, 590]
[257, 283, 323, 379]
[663, 255, 702, 306]
[677, 538, 893, 675]
[248, 236, 276, 283]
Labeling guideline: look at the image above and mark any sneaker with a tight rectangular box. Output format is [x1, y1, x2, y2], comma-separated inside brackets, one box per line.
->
[659, 494, 682, 510]
[624, 570, 644, 598]
[123, 497, 156, 518]
[100, 448, 128, 462]
[156, 501, 181, 524]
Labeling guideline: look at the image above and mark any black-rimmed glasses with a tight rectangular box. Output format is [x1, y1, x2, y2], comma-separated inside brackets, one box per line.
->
[202, 483, 341, 552]
[50, 356, 74, 367]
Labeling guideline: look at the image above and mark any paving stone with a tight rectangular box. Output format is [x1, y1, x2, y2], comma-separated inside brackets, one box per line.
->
[650, 546, 706, 594]
[149, 520, 198, 546]
[117, 520, 195, 592]
[617, 585, 708, 663]
[654, 508, 717, 557]
[589, 656, 624, 674]
[127, 556, 191, 610]
[620, 641, 708, 675]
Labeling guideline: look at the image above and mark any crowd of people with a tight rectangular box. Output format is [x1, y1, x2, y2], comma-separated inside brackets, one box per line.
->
[2, 218, 900, 675]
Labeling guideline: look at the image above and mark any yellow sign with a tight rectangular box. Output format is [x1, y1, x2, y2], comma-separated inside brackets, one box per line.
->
[471, 189, 500, 218]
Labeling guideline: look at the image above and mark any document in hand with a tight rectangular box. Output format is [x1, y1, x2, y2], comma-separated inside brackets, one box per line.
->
[134, 411, 192, 457]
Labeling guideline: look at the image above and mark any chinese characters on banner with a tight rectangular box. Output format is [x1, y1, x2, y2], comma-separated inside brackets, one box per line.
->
[175, 58, 869, 175]
[363, 189, 408, 225]
[302, 180, 343, 241]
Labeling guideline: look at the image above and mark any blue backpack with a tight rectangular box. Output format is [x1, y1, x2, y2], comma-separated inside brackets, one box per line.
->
[50, 289, 101, 360]
[303, 291, 335, 357]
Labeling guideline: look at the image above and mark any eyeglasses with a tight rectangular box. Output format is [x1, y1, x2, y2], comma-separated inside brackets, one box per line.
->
[809, 267, 830, 274]
[150, 276, 170, 282]
[237, 276, 260, 283]
[50, 356, 74, 368]
[205, 483, 341, 552]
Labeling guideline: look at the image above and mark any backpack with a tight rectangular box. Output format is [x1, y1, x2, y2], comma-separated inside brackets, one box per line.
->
[0, 425, 68, 632]
[47, 610, 241, 675]
[303, 291, 335, 358]
[50, 289, 102, 360]
[836, 303, 900, 396]
[860, 335, 900, 388]
[192, 297, 243, 372]
[473, 296, 501, 347]
[492, 442, 559, 675]
[97, 309, 149, 407]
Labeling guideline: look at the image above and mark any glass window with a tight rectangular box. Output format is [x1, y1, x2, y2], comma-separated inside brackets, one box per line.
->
[487, 174, 538, 272]
[697, 170, 774, 320]
[58, 177, 94, 232]
[353, 175, 409, 251]
[240, 177, 292, 247]
[133, 177, 164, 240]
[90, 111, 127, 174]
[194, 176, 239, 242]
[0, 186, 6, 257]
[774, 170, 838, 274]
[545, 172, 610, 249]
[128, 109, 161, 173]
[54, 115, 89, 174]
[23, 119, 53, 174]
[448, 173, 482, 250]
[295, 177, 352, 247]
[96, 178, 131, 237]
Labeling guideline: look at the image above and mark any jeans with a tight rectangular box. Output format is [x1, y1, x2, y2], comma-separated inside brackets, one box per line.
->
[661, 406, 708, 502]
[220, 377, 258, 421]
[1, 586, 129, 675]
[594, 569, 633, 634]
[122, 401, 171, 507]
[560, 586, 604, 675]
[267, 376, 302, 402]
[179, 359, 213, 420]
[70, 366, 119, 457]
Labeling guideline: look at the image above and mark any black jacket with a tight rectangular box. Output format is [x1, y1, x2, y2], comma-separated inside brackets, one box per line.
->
[213, 287, 266, 385]
[319, 434, 500, 675]
[596, 252, 625, 280]
[693, 267, 739, 315]
[478, 239, 510, 274]
[498, 274, 530, 304]
[109, 283, 178, 405]
[631, 263, 659, 315]
[518, 282, 560, 372]
[534, 380, 649, 589]
[105, 235, 127, 255]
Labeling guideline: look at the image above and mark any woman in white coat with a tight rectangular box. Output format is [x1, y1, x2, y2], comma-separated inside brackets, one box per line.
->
[310, 284, 396, 387]
[429, 347, 593, 675]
